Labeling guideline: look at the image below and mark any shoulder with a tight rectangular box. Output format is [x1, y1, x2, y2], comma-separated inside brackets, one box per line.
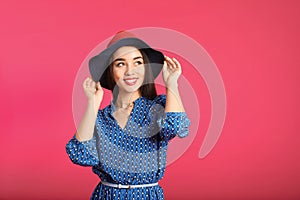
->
[151, 94, 166, 107]
[141, 94, 166, 108]
[141, 94, 166, 115]
[96, 104, 111, 119]
[139, 95, 165, 118]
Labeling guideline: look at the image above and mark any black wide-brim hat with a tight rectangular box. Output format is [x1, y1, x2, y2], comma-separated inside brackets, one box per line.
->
[89, 31, 164, 89]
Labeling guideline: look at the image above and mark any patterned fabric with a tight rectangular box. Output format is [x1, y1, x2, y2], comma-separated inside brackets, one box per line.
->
[66, 94, 191, 200]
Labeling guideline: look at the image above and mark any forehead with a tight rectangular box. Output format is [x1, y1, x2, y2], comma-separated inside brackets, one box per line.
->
[112, 46, 142, 60]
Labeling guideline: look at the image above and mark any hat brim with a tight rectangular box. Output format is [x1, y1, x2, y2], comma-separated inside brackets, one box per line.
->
[89, 37, 164, 89]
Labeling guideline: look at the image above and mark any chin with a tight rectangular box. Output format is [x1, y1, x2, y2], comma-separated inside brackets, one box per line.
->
[124, 86, 141, 93]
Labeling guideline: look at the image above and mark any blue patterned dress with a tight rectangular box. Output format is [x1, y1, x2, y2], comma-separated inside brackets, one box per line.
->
[66, 94, 191, 200]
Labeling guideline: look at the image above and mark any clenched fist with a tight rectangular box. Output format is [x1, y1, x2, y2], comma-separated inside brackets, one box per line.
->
[83, 77, 104, 110]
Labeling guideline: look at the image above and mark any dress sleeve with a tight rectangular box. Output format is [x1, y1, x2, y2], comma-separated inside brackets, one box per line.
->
[152, 94, 191, 141]
[65, 128, 99, 167]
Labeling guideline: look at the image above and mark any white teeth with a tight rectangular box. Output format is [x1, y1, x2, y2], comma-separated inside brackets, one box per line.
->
[124, 79, 136, 83]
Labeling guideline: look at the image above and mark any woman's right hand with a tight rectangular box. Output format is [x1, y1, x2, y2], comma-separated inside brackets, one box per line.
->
[83, 77, 104, 110]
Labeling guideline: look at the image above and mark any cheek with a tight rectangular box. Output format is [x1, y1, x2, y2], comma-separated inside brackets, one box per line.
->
[141, 67, 146, 82]
[113, 68, 123, 82]
[141, 70, 145, 82]
[137, 65, 145, 77]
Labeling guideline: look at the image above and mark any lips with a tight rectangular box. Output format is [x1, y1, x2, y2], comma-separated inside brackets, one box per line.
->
[123, 78, 138, 86]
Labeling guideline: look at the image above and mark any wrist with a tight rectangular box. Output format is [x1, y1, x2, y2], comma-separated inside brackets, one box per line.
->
[165, 82, 178, 90]
[87, 98, 96, 106]
[87, 99, 100, 113]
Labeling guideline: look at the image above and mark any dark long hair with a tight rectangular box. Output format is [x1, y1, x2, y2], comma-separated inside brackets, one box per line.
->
[105, 48, 158, 101]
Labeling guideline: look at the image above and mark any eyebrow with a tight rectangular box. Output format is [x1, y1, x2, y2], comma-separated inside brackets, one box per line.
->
[113, 56, 143, 62]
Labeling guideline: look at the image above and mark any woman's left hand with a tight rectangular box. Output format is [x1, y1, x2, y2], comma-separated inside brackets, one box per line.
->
[162, 55, 182, 88]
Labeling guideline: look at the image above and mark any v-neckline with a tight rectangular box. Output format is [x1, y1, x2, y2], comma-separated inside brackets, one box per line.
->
[111, 96, 142, 132]
[113, 108, 134, 131]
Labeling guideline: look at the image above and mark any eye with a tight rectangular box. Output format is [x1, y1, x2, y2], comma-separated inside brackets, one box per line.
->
[115, 62, 125, 67]
[135, 60, 143, 65]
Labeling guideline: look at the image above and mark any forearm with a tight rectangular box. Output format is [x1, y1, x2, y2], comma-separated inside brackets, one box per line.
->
[75, 100, 99, 141]
[165, 84, 185, 112]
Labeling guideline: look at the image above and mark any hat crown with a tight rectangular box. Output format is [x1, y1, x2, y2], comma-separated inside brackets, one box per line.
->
[107, 30, 137, 47]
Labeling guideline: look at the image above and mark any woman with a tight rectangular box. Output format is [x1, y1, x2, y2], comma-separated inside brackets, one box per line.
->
[66, 31, 191, 200]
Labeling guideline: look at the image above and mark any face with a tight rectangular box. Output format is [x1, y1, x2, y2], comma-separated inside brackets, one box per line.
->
[111, 46, 145, 94]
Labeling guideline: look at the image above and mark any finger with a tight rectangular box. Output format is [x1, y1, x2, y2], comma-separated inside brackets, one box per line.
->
[83, 77, 90, 88]
[170, 57, 179, 68]
[164, 56, 176, 69]
[164, 55, 173, 64]
[85, 77, 90, 84]
[87, 78, 94, 88]
[96, 82, 102, 90]
[91, 80, 96, 88]
[172, 58, 181, 71]
[162, 61, 168, 72]
[89, 81, 96, 92]
[84, 77, 89, 83]
[164, 57, 172, 70]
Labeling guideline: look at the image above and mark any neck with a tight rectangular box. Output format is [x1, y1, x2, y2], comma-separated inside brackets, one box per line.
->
[115, 90, 141, 109]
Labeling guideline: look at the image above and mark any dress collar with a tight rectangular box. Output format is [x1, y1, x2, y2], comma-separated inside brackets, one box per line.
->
[109, 96, 144, 116]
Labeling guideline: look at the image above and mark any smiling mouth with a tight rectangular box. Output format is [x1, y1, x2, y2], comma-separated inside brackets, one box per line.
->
[123, 78, 138, 86]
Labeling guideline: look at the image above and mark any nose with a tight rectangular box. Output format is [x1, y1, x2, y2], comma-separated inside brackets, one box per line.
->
[124, 63, 134, 75]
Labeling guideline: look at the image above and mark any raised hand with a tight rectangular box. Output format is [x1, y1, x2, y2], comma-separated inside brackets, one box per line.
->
[83, 77, 104, 110]
[162, 55, 182, 88]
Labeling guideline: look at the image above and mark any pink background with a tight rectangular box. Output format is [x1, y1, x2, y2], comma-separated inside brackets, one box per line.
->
[1, 0, 300, 199]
